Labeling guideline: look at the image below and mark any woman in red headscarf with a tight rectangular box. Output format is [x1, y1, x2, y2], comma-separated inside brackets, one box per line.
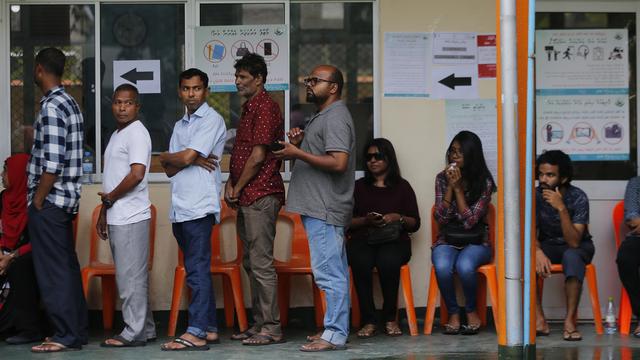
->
[0, 153, 44, 344]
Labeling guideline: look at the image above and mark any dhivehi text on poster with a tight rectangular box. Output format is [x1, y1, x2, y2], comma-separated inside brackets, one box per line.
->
[535, 29, 629, 161]
[195, 25, 288, 92]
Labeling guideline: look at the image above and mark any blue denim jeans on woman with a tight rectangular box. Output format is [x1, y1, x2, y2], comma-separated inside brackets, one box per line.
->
[431, 244, 492, 314]
[302, 216, 350, 346]
[172, 214, 218, 338]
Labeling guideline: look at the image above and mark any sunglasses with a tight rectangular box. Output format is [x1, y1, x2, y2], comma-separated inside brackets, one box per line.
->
[303, 77, 336, 87]
[366, 152, 385, 161]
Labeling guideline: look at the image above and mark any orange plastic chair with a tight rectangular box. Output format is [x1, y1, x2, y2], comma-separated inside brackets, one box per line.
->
[80, 204, 157, 330]
[424, 203, 499, 335]
[350, 263, 419, 336]
[167, 203, 248, 336]
[613, 200, 633, 335]
[274, 211, 325, 328]
[536, 263, 603, 334]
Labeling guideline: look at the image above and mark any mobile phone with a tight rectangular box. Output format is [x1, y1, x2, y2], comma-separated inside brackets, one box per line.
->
[264, 42, 273, 56]
[269, 141, 285, 152]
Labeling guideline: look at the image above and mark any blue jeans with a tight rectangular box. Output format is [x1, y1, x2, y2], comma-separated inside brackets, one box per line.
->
[172, 215, 218, 338]
[432, 244, 492, 314]
[302, 216, 350, 346]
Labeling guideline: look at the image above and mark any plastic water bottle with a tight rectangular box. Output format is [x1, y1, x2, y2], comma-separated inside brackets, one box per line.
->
[81, 151, 94, 184]
[604, 296, 617, 335]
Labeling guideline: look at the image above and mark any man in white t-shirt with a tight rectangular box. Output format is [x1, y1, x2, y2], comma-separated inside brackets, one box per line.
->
[97, 84, 156, 347]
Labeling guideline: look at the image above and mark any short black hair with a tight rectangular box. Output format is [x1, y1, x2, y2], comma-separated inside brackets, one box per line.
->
[179, 68, 209, 88]
[536, 150, 573, 183]
[35, 47, 66, 78]
[113, 83, 140, 103]
[234, 53, 268, 83]
[328, 67, 344, 96]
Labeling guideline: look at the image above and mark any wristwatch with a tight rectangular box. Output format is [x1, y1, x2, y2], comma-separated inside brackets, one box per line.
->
[102, 198, 114, 209]
[399, 215, 406, 225]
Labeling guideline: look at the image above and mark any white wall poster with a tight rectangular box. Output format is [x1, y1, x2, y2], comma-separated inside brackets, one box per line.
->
[535, 29, 630, 161]
[446, 99, 498, 182]
[195, 25, 289, 92]
[383, 32, 431, 97]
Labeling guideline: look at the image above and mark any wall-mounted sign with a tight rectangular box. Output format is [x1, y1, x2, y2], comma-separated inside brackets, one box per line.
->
[113, 60, 161, 94]
[195, 25, 289, 92]
[536, 29, 630, 161]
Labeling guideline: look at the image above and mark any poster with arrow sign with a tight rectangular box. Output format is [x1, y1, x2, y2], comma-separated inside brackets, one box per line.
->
[431, 65, 478, 99]
[113, 60, 161, 94]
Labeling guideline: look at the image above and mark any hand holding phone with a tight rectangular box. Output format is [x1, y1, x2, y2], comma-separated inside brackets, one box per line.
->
[269, 141, 285, 152]
[367, 212, 385, 227]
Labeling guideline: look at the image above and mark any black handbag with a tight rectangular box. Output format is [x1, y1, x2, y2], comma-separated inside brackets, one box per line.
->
[442, 221, 485, 247]
[366, 222, 403, 245]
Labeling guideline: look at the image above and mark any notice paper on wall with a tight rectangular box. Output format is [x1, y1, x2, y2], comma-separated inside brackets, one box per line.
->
[446, 99, 498, 182]
[195, 25, 289, 92]
[383, 32, 432, 97]
[477, 34, 497, 78]
[535, 29, 630, 161]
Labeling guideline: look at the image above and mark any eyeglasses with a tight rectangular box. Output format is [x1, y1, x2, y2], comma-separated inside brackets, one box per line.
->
[303, 77, 336, 87]
[447, 148, 463, 157]
[366, 152, 384, 161]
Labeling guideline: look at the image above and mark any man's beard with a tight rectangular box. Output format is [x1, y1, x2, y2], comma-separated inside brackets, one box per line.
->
[306, 89, 326, 104]
[539, 182, 557, 190]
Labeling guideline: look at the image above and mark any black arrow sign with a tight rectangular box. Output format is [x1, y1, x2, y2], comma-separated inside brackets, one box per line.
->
[121, 68, 154, 84]
[438, 73, 472, 90]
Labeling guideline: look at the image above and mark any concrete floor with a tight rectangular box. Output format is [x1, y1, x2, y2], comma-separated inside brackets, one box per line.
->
[2, 322, 640, 359]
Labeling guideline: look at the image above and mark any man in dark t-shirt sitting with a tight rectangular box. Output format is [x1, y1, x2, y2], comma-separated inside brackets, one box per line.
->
[535, 150, 594, 342]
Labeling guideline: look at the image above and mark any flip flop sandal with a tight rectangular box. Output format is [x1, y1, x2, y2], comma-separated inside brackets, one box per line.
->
[357, 324, 378, 338]
[242, 333, 286, 346]
[299, 339, 346, 352]
[31, 341, 80, 353]
[536, 329, 550, 336]
[443, 323, 461, 335]
[461, 324, 481, 335]
[160, 337, 210, 351]
[563, 330, 582, 342]
[230, 329, 257, 341]
[633, 330, 640, 338]
[100, 335, 146, 347]
[384, 322, 403, 337]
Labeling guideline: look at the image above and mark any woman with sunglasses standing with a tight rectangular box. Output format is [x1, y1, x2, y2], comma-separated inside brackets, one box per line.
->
[347, 138, 420, 338]
[432, 130, 496, 335]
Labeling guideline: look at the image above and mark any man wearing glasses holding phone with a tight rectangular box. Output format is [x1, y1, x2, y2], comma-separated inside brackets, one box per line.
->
[274, 65, 356, 352]
[226, 53, 285, 345]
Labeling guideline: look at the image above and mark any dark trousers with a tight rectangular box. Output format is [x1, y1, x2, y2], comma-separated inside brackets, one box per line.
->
[0, 252, 44, 336]
[172, 214, 217, 338]
[28, 201, 88, 348]
[347, 239, 410, 324]
[540, 238, 595, 282]
[617, 236, 640, 317]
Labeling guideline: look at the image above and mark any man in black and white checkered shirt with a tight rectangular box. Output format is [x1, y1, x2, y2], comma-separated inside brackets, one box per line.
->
[27, 47, 88, 353]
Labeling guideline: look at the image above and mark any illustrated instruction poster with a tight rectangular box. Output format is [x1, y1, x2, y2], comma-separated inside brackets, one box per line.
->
[446, 99, 498, 182]
[195, 25, 289, 92]
[535, 29, 629, 161]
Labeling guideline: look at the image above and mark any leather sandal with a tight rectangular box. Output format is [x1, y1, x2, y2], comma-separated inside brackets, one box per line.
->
[384, 321, 402, 336]
[443, 323, 460, 335]
[461, 323, 480, 335]
[356, 324, 377, 338]
[299, 339, 346, 352]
